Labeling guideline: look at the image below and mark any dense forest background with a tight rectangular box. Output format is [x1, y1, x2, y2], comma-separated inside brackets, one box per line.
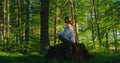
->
[0, 0, 120, 63]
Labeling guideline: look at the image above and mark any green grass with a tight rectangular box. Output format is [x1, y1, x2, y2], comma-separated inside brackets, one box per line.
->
[0, 52, 44, 63]
[0, 49, 120, 63]
[82, 52, 120, 63]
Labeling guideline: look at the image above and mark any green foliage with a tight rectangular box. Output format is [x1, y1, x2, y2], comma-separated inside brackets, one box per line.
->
[83, 47, 120, 63]
[0, 0, 120, 63]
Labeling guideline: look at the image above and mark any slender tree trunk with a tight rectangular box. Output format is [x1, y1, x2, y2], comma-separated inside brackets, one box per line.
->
[70, 0, 79, 43]
[6, 0, 10, 51]
[20, 0, 25, 44]
[93, 0, 101, 45]
[105, 31, 109, 49]
[0, 0, 3, 47]
[54, 0, 58, 45]
[74, 0, 79, 43]
[115, 29, 117, 51]
[3, 0, 10, 51]
[54, 15, 57, 45]
[105, 2, 110, 49]
[90, 0, 95, 46]
[3, 0, 7, 51]
[16, 0, 19, 45]
[40, 0, 50, 54]
[70, 0, 74, 23]
[16, 0, 21, 46]
[113, 27, 117, 51]
[25, 0, 30, 42]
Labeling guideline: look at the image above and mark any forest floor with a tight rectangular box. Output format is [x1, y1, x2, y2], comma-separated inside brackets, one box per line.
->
[0, 50, 120, 63]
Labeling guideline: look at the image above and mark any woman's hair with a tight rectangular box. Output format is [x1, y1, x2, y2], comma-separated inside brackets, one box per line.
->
[65, 16, 73, 26]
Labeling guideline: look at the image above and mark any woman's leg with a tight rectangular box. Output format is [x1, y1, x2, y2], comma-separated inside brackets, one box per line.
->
[58, 34, 73, 43]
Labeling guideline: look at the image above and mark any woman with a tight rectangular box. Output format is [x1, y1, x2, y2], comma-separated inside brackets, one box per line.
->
[58, 16, 75, 43]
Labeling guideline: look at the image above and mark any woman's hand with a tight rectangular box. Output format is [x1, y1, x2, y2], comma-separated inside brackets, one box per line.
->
[56, 32, 63, 35]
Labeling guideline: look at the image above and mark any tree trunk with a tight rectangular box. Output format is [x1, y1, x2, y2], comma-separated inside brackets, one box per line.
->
[16, 0, 21, 46]
[6, 0, 10, 51]
[70, 0, 79, 43]
[3, 0, 10, 51]
[3, 0, 7, 51]
[54, 15, 57, 45]
[70, 0, 74, 23]
[113, 27, 117, 51]
[20, 0, 25, 44]
[25, 0, 30, 42]
[92, 0, 101, 45]
[0, 0, 4, 48]
[47, 43, 91, 62]
[54, 0, 58, 45]
[74, 0, 79, 43]
[90, 0, 95, 46]
[105, 31, 109, 49]
[40, 0, 50, 54]
[115, 29, 117, 51]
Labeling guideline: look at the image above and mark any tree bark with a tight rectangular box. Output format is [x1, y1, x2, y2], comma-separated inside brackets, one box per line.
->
[3, 0, 10, 51]
[70, 0, 79, 43]
[6, 0, 10, 51]
[90, 0, 95, 45]
[92, 0, 102, 45]
[40, 0, 50, 54]
[113, 27, 117, 51]
[47, 43, 91, 62]
[0, 0, 4, 48]
[25, 0, 30, 42]
[105, 31, 109, 49]
[54, 0, 58, 45]
[54, 15, 57, 45]
[16, 0, 21, 47]
[3, 0, 7, 51]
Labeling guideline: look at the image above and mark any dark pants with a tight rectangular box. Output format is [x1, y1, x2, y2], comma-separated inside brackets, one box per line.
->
[58, 34, 73, 44]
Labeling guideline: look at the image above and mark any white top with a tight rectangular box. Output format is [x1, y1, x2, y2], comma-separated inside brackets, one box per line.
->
[59, 24, 75, 43]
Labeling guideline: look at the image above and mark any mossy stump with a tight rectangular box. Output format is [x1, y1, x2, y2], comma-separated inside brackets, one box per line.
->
[47, 43, 91, 62]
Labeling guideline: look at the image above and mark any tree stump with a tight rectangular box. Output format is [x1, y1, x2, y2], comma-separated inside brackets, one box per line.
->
[47, 43, 91, 62]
